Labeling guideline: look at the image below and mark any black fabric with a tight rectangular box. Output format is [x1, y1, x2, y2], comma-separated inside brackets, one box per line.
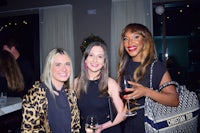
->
[17, 55, 35, 95]
[0, 73, 24, 98]
[78, 79, 122, 133]
[0, 55, 34, 98]
[46, 84, 71, 133]
[0, 110, 22, 132]
[121, 60, 167, 133]
[0, 74, 7, 92]
[108, 96, 117, 122]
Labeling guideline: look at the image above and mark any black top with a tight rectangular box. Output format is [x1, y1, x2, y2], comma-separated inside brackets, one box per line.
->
[121, 60, 166, 133]
[0, 72, 24, 98]
[46, 84, 71, 133]
[17, 55, 35, 95]
[0, 55, 34, 98]
[78, 80, 122, 133]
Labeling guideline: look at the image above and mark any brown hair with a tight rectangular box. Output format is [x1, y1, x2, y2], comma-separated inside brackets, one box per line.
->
[0, 50, 24, 91]
[117, 23, 157, 83]
[76, 42, 109, 98]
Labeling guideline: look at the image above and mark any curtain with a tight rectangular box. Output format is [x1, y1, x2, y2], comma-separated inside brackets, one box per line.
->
[39, 5, 74, 73]
[110, 0, 152, 78]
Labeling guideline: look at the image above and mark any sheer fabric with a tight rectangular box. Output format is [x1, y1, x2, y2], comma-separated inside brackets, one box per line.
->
[110, 0, 153, 78]
[39, 5, 74, 72]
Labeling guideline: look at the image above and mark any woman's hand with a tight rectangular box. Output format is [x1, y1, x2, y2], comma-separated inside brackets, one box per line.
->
[85, 125, 102, 133]
[123, 71, 179, 107]
[123, 81, 149, 100]
[95, 124, 103, 133]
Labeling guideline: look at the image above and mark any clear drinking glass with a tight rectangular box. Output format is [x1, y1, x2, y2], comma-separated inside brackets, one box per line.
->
[85, 115, 98, 133]
[121, 76, 137, 117]
[0, 91, 7, 107]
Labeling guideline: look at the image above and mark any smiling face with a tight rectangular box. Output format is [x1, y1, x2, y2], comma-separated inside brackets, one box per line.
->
[51, 54, 71, 89]
[85, 46, 105, 79]
[123, 30, 144, 62]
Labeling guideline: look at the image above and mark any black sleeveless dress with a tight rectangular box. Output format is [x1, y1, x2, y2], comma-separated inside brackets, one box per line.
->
[78, 79, 122, 133]
[121, 60, 167, 133]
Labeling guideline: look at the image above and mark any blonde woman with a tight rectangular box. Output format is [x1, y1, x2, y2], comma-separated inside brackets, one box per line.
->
[21, 48, 80, 133]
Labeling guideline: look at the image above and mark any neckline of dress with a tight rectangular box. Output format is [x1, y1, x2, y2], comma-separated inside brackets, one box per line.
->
[53, 85, 65, 93]
[89, 79, 99, 82]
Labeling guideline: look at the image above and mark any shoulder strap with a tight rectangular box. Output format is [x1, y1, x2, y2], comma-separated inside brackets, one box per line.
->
[150, 61, 181, 92]
[159, 81, 181, 93]
[150, 60, 157, 89]
[159, 81, 179, 90]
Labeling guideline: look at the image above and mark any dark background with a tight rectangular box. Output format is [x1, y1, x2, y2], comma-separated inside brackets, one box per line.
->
[0, 14, 40, 80]
[0, 0, 199, 90]
[153, 0, 200, 91]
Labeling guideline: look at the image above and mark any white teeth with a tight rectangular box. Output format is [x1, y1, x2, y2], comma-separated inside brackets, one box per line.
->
[60, 73, 67, 76]
[128, 46, 136, 51]
[129, 47, 134, 50]
[91, 64, 98, 67]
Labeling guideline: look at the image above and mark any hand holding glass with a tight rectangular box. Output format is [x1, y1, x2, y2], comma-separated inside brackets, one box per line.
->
[121, 76, 137, 117]
[85, 115, 98, 133]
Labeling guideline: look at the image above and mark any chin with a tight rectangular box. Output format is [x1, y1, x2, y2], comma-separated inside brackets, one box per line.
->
[59, 77, 69, 82]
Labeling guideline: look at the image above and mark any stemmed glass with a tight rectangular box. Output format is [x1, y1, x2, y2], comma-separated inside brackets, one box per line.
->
[85, 115, 98, 133]
[121, 76, 137, 117]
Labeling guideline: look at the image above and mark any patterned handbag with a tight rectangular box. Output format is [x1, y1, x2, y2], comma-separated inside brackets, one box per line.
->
[144, 61, 200, 133]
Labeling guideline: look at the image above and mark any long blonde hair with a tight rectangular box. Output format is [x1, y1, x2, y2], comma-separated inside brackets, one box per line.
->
[41, 48, 74, 96]
[117, 23, 157, 83]
[0, 50, 24, 91]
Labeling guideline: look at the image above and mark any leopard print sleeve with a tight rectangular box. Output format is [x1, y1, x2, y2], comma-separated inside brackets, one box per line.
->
[21, 81, 51, 133]
[66, 86, 81, 133]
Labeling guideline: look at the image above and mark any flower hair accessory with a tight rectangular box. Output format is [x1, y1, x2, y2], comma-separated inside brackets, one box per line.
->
[80, 33, 106, 54]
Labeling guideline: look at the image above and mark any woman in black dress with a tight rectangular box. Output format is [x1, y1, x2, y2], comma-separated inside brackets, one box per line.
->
[74, 42, 126, 133]
[117, 23, 179, 133]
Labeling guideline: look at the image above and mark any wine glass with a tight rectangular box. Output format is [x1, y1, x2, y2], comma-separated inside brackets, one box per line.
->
[121, 76, 137, 117]
[85, 115, 98, 133]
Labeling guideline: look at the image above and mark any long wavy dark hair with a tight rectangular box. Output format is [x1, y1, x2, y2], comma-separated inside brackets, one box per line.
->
[41, 48, 74, 96]
[117, 23, 157, 84]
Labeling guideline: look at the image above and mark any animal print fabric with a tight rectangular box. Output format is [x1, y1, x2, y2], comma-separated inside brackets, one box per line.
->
[21, 81, 80, 133]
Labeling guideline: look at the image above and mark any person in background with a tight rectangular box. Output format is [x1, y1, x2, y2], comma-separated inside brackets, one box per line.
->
[2, 38, 35, 96]
[21, 48, 80, 132]
[0, 50, 24, 97]
[74, 42, 126, 133]
[0, 50, 25, 132]
[117, 23, 179, 133]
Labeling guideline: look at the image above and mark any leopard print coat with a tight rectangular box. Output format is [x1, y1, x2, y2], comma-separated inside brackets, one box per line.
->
[21, 81, 80, 133]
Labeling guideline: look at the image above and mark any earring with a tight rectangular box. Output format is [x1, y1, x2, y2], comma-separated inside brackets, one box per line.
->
[84, 62, 88, 70]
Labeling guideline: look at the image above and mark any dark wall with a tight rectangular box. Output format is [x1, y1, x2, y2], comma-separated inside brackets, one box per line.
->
[0, 14, 40, 80]
[0, 0, 71, 11]
[0, 0, 111, 76]
[72, 0, 111, 76]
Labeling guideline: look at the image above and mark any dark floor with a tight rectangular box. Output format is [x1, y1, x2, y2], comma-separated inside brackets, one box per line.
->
[0, 110, 22, 133]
